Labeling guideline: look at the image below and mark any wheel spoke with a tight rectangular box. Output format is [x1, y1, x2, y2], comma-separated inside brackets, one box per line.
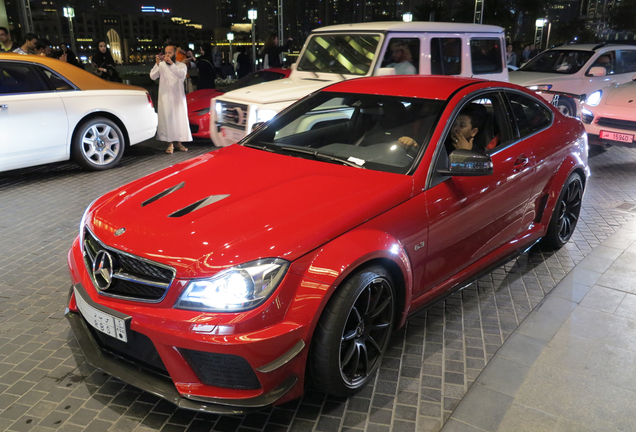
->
[369, 297, 391, 319]
[89, 125, 99, 137]
[366, 334, 382, 353]
[341, 340, 356, 368]
[104, 149, 117, 159]
[347, 343, 361, 377]
[358, 342, 369, 375]
[342, 329, 356, 342]
[84, 147, 96, 158]
[100, 125, 112, 138]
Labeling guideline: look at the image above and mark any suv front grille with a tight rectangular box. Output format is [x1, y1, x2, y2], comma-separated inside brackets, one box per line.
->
[83, 228, 175, 302]
[218, 101, 248, 129]
[596, 117, 636, 132]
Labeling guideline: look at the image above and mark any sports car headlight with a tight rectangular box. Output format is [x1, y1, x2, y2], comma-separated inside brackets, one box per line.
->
[78, 197, 99, 252]
[527, 84, 552, 91]
[586, 90, 602, 106]
[256, 109, 277, 123]
[175, 258, 290, 312]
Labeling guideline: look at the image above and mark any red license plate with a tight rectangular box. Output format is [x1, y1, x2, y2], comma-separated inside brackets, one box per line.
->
[600, 130, 634, 143]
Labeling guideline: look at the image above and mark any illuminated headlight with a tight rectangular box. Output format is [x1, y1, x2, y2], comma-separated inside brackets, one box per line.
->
[256, 109, 277, 123]
[586, 90, 602, 106]
[527, 84, 552, 91]
[581, 108, 594, 117]
[175, 258, 290, 312]
[195, 107, 210, 116]
[215, 102, 222, 119]
[78, 197, 99, 252]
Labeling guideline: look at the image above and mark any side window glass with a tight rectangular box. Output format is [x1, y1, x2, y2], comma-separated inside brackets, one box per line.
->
[40, 67, 74, 91]
[431, 38, 461, 75]
[587, 51, 616, 76]
[0, 63, 50, 94]
[506, 93, 552, 139]
[445, 94, 502, 154]
[381, 37, 420, 75]
[616, 50, 636, 74]
[470, 39, 503, 75]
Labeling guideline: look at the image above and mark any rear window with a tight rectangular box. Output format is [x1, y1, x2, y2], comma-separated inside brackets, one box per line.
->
[431, 38, 461, 75]
[470, 39, 503, 75]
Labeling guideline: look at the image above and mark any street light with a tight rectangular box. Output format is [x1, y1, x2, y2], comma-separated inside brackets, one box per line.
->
[403, 12, 413, 22]
[63, 6, 76, 54]
[248, 9, 257, 71]
[535, 18, 547, 50]
[227, 32, 234, 76]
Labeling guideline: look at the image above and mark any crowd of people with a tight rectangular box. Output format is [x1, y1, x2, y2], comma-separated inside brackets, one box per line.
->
[507, 42, 540, 67]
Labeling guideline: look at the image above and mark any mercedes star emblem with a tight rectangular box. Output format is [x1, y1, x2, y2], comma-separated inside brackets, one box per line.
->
[114, 227, 126, 236]
[92, 250, 114, 291]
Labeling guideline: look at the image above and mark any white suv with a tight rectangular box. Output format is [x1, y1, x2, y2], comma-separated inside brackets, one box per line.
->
[211, 21, 508, 147]
[509, 43, 636, 117]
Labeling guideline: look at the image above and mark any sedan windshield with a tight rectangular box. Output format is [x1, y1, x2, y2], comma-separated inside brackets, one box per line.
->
[297, 34, 381, 75]
[242, 92, 444, 174]
[519, 50, 594, 74]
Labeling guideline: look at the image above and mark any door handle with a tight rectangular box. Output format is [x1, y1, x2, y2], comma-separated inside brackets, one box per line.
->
[514, 155, 529, 169]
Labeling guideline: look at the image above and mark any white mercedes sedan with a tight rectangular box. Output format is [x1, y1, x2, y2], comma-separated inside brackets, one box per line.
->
[0, 53, 157, 172]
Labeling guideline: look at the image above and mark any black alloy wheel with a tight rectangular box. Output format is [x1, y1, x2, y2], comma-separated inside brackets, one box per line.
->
[543, 172, 583, 249]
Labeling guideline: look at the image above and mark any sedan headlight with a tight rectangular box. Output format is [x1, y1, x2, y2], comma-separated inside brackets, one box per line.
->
[175, 258, 290, 312]
[586, 90, 602, 106]
[256, 109, 277, 123]
[527, 84, 552, 91]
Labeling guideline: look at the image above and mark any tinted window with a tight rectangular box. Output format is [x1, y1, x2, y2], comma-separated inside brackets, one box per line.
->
[521, 50, 594, 74]
[506, 93, 552, 138]
[587, 51, 616, 76]
[0, 63, 50, 94]
[470, 39, 503, 74]
[381, 37, 420, 75]
[297, 34, 381, 75]
[617, 50, 636, 74]
[431, 38, 461, 75]
[40, 67, 74, 91]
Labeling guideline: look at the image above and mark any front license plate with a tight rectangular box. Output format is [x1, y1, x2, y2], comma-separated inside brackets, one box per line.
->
[600, 130, 634, 143]
[74, 288, 127, 342]
[221, 126, 245, 143]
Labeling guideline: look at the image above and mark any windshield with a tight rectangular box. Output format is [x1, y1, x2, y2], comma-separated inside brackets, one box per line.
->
[223, 70, 286, 92]
[297, 34, 381, 75]
[519, 50, 594, 74]
[242, 92, 444, 174]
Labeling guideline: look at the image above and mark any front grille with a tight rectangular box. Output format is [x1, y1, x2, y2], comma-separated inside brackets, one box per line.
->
[179, 349, 261, 390]
[596, 117, 636, 132]
[218, 101, 248, 128]
[189, 124, 199, 133]
[83, 228, 175, 302]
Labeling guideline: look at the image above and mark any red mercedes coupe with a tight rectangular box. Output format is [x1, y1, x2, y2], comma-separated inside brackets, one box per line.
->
[67, 76, 589, 413]
[187, 68, 291, 139]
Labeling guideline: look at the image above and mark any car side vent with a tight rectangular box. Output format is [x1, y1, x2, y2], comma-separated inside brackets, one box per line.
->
[141, 182, 185, 207]
[168, 194, 230, 218]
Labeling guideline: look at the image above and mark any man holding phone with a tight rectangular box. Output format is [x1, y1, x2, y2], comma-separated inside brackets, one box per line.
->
[150, 45, 192, 153]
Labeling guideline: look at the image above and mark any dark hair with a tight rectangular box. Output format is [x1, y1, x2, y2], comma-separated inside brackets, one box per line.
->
[263, 33, 278, 49]
[35, 38, 50, 51]
[0, 27, 8, 35]
[460, 103, 486, 132]
[199, 43, 212, 56]
[24, 33, 37, 43]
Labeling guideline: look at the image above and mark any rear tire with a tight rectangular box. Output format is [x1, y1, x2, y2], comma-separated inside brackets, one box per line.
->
[543, 172, 583, 249]
[72, 117, 125, 170]
[311, 265, 395, 397]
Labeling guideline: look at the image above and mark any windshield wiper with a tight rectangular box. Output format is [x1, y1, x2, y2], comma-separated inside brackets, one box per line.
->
[278, 146, 365, 169]
[243, 142, 275, 152]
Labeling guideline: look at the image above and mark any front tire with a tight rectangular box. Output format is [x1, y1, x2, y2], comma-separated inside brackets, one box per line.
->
[72, 117, 125, 170]
[543, 172, 583, 249]
[556, 98, 577, 117]
[311, 265, 395, 397]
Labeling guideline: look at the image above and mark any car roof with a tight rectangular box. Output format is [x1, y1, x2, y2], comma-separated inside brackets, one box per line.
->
[312, 21, 504, 34]
[546, 44, 636, 52]
[322, 75, 501, 100]
[0, 53, 145, 91]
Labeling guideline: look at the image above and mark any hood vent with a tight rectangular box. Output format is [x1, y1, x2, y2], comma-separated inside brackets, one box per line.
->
[141, 182, 185, 207]
[169, 194, 230, 218]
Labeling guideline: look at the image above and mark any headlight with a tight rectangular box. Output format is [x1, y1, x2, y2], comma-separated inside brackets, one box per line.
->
[586, 90, 602, 106]
[215, 102, 222, 120]
[195, 107, 210, 116]
[175, 258, 290, 312]
[527, 85, 552, 91]
[78, 197, 99, 252]
[256, 109, 277, 123]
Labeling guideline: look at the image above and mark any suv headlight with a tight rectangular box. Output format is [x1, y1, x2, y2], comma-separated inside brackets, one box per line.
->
[586, 90, 602, 106]
[175, 258, 290, 312]
[527, 85, 552, 91]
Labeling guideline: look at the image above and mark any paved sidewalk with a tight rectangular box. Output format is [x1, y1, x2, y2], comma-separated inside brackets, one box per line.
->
[442, 219, 636, 432]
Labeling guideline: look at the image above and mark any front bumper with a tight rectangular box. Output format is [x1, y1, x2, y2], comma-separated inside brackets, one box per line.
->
[188, 112, 211, 139]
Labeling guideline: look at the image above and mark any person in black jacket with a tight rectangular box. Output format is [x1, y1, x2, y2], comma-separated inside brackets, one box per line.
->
[187, 43, 217, 89]
[92, 40, 121, 82]
[260, 33, 292, 69]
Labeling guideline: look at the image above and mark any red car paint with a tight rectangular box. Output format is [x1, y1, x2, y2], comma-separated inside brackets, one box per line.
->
[68, 75, 589, 412]
[187, 68, 291, 139]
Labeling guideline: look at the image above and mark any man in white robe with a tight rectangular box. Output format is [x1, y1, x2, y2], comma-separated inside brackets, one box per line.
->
[150, 45, 192, 153]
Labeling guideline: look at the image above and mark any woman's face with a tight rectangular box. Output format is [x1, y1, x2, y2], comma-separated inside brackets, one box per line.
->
[99, 42, 107, 53]
[452, 114, 478, 140]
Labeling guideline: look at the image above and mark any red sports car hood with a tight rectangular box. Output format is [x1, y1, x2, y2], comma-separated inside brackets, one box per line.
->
[87, 145, 413, 278]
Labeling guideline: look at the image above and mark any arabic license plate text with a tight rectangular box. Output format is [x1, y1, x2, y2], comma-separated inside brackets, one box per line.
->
[600, 130, 634, 143]
[74, 288, 127, 342]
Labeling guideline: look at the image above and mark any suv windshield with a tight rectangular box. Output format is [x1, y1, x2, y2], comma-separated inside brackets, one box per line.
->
[297, 34, 381, 75]
[519, 50, 594, 74]
[242, 92, 444, 174]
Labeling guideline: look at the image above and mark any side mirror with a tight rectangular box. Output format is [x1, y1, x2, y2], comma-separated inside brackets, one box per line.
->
[438, 149, 493, 176]
[251, 121, 267, 132]
[588, 66, 607, 77]
[376, 67, 396, 76]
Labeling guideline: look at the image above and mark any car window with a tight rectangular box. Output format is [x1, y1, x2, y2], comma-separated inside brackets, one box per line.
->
[505, 92, 552, 139]
[520, 50, 594, 74]
[470, 39, 503, 75]
[39, 67, 74, 91]
[431, 38, 461, 75]
[381, 37, 420, 75]
[616, 50, 636, 74]
[0, 63, 50, 95]
[587, 51, 616, 76]
[297, 33, 381, 75]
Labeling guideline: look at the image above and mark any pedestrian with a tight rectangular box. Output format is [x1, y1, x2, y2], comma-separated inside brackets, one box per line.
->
[0, 27, 17, 53]
[187, 43, 216, 89]
[150, 45, 192, 154]
[522, 45, 531, 63]
[35, 38, 54, 57]
[236, 46, 251, 78]
[260, 33, 292, 68]
[13, 33, 37, 55]
[506, 44, 517, 66]
[61, 43, 82, 68]
[211, 45, 223, 77]
[529, 44, 538, 59]
[92, 40, 121, 82]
